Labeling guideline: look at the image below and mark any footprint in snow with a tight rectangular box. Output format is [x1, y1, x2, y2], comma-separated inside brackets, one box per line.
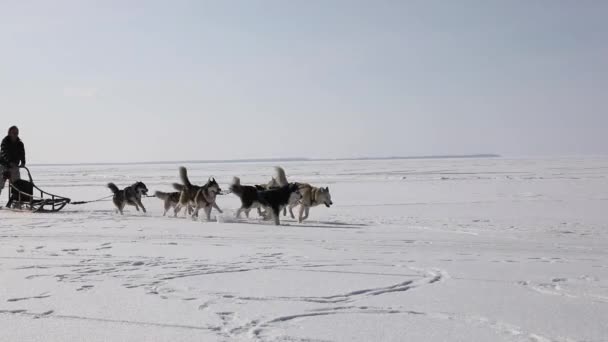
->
[77, 285, 94, 292]
[34, 310, 54, 319]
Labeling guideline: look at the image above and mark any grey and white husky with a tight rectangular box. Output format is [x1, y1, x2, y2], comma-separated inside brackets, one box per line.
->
[154, 189, 188, 216]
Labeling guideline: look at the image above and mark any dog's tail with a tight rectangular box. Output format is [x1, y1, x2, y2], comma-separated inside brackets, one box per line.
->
[179, 166, 192, 189]
[154, 191, 172, 200]
[172, 183, 185, 191]
[275, 166, 288, 186]
[230, 177, 244, 196]
[107, 183, 120, 194]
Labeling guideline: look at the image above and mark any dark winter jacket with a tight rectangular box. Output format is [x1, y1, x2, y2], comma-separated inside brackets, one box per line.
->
[0, 136, 26, 167]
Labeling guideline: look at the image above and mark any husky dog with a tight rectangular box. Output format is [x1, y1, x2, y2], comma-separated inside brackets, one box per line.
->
[155, 190, 184, 216]
[273, 166, 334, 222]
[230, 177, 267, 218]
[107, 182, 149, 215]
[231, 177, 301, 225]
[288, 184, 333, 223]
[256, 166, 289, 215]
[191, 178, 223, 221]
[258, 183, 302, 225]
[172, 166, 201, 217]
[173, 166, 222, 219]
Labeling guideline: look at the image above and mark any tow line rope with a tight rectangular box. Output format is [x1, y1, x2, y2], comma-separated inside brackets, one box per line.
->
[71, 191, 224, 206]
[70, 195, 114, 205]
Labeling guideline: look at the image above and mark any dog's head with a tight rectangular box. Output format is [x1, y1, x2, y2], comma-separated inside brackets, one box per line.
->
[1, 170, 11, 181]
[134, 182, 149, 196]
[206, 177, 222, 195]
[318, 186, 333, 208]
[287, 183, 303, 203]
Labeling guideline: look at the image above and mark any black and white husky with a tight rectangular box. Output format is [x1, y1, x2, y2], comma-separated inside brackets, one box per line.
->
[107, 181, 149, 215]
[230, 177, 265, 219]
[230, 177, 301, 225]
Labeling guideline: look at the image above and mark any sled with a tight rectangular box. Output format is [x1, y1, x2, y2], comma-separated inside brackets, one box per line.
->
[4, 166, 71, 212]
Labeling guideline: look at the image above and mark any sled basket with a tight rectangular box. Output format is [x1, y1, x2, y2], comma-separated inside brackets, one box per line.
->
[4, 166, 71, 212]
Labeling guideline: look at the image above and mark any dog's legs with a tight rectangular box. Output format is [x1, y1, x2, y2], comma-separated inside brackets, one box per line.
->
[302, 207, 310, 222]
[184, 203, 192, 218]
[245, 208, 251, 218]
[272, 207, 280, 226]
[235, 207, 243, 218]
[119, 203, 125, 215]
[163, 201, 171, 216]
[289, 203, 297, 219]
[298, 205, 306, 223]
[193, 204, 202, 220]
[283, 207, 287, 216]
[174, 204, 182, 217]
[178, 202, 189, 218]
[257, 207, 264, 217]
[205, 206, 212, 221]
[212, 202, 223, 214]
[137, 200, 147, 213]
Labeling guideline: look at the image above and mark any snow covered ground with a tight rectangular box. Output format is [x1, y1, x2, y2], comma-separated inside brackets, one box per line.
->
[1, 157, 607, 342]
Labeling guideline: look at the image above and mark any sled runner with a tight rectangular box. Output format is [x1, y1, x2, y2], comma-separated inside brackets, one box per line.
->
[4, 166, 71, 212]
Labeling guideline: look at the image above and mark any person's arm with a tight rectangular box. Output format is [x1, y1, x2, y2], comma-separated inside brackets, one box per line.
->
[0, 137, 9, 166]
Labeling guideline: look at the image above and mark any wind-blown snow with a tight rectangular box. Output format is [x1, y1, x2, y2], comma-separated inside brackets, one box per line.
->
[1, 157, 607, 341]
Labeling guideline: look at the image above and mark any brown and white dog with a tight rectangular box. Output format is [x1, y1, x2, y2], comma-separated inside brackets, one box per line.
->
[288, 184, 333, 223]
[173, 167, 222, 220]
[273, 166, 334, 222]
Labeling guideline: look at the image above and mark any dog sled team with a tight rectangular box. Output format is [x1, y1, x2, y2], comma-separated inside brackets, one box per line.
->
[0, 125, 332, 221]
[107, 166, 333, 226]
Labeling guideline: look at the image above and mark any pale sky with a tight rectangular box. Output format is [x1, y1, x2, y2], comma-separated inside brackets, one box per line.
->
[1, 1, 607, 164]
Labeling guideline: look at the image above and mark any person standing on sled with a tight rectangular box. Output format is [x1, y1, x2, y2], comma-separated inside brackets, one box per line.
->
[0, 126, 26, 197]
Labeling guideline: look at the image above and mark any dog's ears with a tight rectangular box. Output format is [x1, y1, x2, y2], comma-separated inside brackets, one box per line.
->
[325, 187, 329, 191]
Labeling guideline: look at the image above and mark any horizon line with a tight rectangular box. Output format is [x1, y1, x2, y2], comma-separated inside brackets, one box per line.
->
[30, 154, 501, 167]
